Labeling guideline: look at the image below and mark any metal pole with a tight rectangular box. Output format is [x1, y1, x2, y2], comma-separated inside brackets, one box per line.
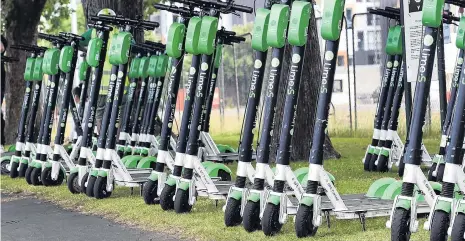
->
[344, 16, 353, 133]
[400, 0, 413, 132]
[220, 49, 226, 127]
[437, 24, 447, 127]
[232, 44, 241, 121]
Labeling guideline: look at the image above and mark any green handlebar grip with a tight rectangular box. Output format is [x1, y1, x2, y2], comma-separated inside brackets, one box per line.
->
[185, 17, 202, 55]
[320, 0, 345, 41]
[288, 1, 312, 47]
[251, 8, 270, 52]
[166, 23, 186, 58]
[267, 4, 290, 48]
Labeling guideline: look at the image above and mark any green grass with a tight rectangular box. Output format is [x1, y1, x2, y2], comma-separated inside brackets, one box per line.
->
[1, 137, 439, 241]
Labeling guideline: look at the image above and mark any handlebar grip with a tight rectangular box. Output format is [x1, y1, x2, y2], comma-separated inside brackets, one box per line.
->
[145, 40, 166, 48]
[445, 0, 465, 7]
[140, 20, 159, 29]
[153, 3, 191, 15]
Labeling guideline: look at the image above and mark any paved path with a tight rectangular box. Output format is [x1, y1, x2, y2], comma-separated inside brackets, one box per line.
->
[1, 194, 182, 241]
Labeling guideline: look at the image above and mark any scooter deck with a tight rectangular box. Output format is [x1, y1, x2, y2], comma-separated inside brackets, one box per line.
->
[286, 194, 430, 219]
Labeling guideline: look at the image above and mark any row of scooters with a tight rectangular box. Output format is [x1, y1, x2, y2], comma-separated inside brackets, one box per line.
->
[4, 0, 465, 240]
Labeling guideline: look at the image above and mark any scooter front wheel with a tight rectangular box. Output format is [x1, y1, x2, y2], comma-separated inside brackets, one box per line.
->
[30, 167, 42, 186]
[261, 203, 282, 236]
[85, 175, 97, 197]
[41, 167, 65, 186]
[25, 166, 34, 184]
[363, 153, 373, 171]
[242, 200, 261, 232]
[159, 184, 176, 210]
[390, 207, 411, 241]
[142, 180, 159, 205]
[18, 163, 28, 177]
[295, 204, 318, 238]
[67, 172, 81, 194]
[376, 155, 389, 172]
[174, 188, 193, 213]
[80, 172, 89, 194]
[9, 161, 18, 178]
[224, 197, 242, 227]
[94, 176, 112, 199]
[398, 157, 405, 177]
[429, 210, 450, 241]
[451, 213, 465, 241]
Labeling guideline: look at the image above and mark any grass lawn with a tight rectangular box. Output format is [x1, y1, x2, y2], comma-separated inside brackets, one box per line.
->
[1, 137, 439, 241]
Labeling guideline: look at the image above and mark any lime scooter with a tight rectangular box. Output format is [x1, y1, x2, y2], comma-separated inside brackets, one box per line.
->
[222, 0, 275, 229]
[6, 46, 44, 178]
[387, 0, 444, 240]
[41, 33, 87, 186]
[427, 15, 465, 241]
[157, 0, 252, 214]
[85, 15, 159, 199]
[27, 33, 68, 186]
[68, 20, 114, 194]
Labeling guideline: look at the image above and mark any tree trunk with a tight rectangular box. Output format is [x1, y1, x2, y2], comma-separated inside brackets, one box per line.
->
[3, 0, 47, 144]
[81, 0, 144, 42]
[270, 8, 341, 162]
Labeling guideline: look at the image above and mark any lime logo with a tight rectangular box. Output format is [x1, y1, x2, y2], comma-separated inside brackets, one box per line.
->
[158, 81, 162, 86]
[292, 18, 298, 24]
[171, 66, 176, 73]
[387, 62, 393, 68]
[189, 67, 196, 75]
[270, 20, 277, 26]
[88, 123, 92, 128]
[35, 85, 40, 90]
[92, 74, 96, 81]
[26, 88, 31, 93]
[201, 63, 209, 71]
[254, 60, 262, 69]
[324, 51, 334, 61]
[290, 128, 294, 136]
[269, 130, 273, 136]
[394, 61, 399, 67]
[115, 123, 119, 128]
[168, 123, 172, 128]
[49, 124, 52, 128]
[117, 71, 124, 78]
[110, 74, 117, 81]
[61, 123, 65, 127]
[198, 125, 201, 131]
[459, 58, 464, 65]
[292, 54, 301, 64]
[424, 35, 434, 46]
[271, 58, 280, 67]
[255, 26, 262, 32]
[212, 73, 217, 79]
[50, 82, 55, 88]
[130, 83, 136, 87]
[142, 82, 146, 87]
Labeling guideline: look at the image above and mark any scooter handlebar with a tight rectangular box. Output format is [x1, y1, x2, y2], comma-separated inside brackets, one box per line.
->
[1, 56, 19, 63]
[91, 14, 159, 29]
[59, 32, 85, 41]
[446, 0, 465, 8]
[144, 40, 166, 49]
[153, 3, 192, 15]
[38, 33, 66, 43]
[173, 0, 253, 13]
[87, 23, 113, 32]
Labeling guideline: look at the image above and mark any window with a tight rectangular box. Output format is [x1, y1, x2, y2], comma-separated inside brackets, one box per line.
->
[367, 14, 374, 26]
[334, 79, 343, 93]
[357, 31, 364, 50]
[337, 56, 345, 67]
[368, 55, 376, 65]
[348, 57, 353, 66]
[366, 30, 380, 50]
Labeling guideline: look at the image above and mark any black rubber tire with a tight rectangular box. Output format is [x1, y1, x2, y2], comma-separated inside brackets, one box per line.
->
[18, 163, 28, 177]
[428, 162, 438, 181]
[451, 213, 465, 241]
[295, 204, 318, 238]
[430, 210, 450, 241]
[30, 167, 42, 186]
[85, 175, 97, 197]
[9, 161, 19, 178]
[398, 157, 405, 177]
[217, 170, 231, 181]
[242, 200, 261, 232]
[80, 172, 89, 194]
[376, 154, 389, 172]
[261, 203, 282, 236]
[142, 180, 159, 205]
[224, 198, 242, 227]
[369, 153, 378, 171]
[391, 207, 411, 241]
[67, 172, 81, 194]
[94, 176, 112, 199]
[41, 167, 65, 186]
[436, 164, 445, 183]
[174, 188, 192, 214]
[363, 153, 372, 171]
[159, 184, 176, 210]
[25, 166, 34, 184]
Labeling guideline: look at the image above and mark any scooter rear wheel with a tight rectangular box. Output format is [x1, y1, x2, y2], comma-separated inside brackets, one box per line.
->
[451, 213, 465, 241]
[224, 197, 242, 227]
[94, 176, 112, 199]
[261, 203, 282, 236]
[142, 179, 159, 205]
[9, 161, 19, 178]
[159, 184, 176, 210]
[174, 188, 192, 213]
[429, 210, 450, 241]
[30, 167, 42, 186]
[85, 175, 97, 197]
[376, 155, 389, 172]
[363, 153, 372, 171]
[295, 204, 318, 238]
[390, 207, 411, 241]
[369, 153, 378, 171]
[80, 172, 89, 194]
[242, 200, 261, 232]
[67, 172, 81, 194]
[18, 163, 28, 177]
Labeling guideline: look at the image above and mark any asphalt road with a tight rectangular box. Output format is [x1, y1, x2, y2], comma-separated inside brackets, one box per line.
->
[1, 194, 182, 241]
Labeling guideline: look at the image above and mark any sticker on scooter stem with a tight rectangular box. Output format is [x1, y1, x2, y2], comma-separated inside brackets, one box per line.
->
[324, 51, 334, 61]
[292, 54, 301, 64]
[254, 59, 263, 69]
[424, 35, 434, 46]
